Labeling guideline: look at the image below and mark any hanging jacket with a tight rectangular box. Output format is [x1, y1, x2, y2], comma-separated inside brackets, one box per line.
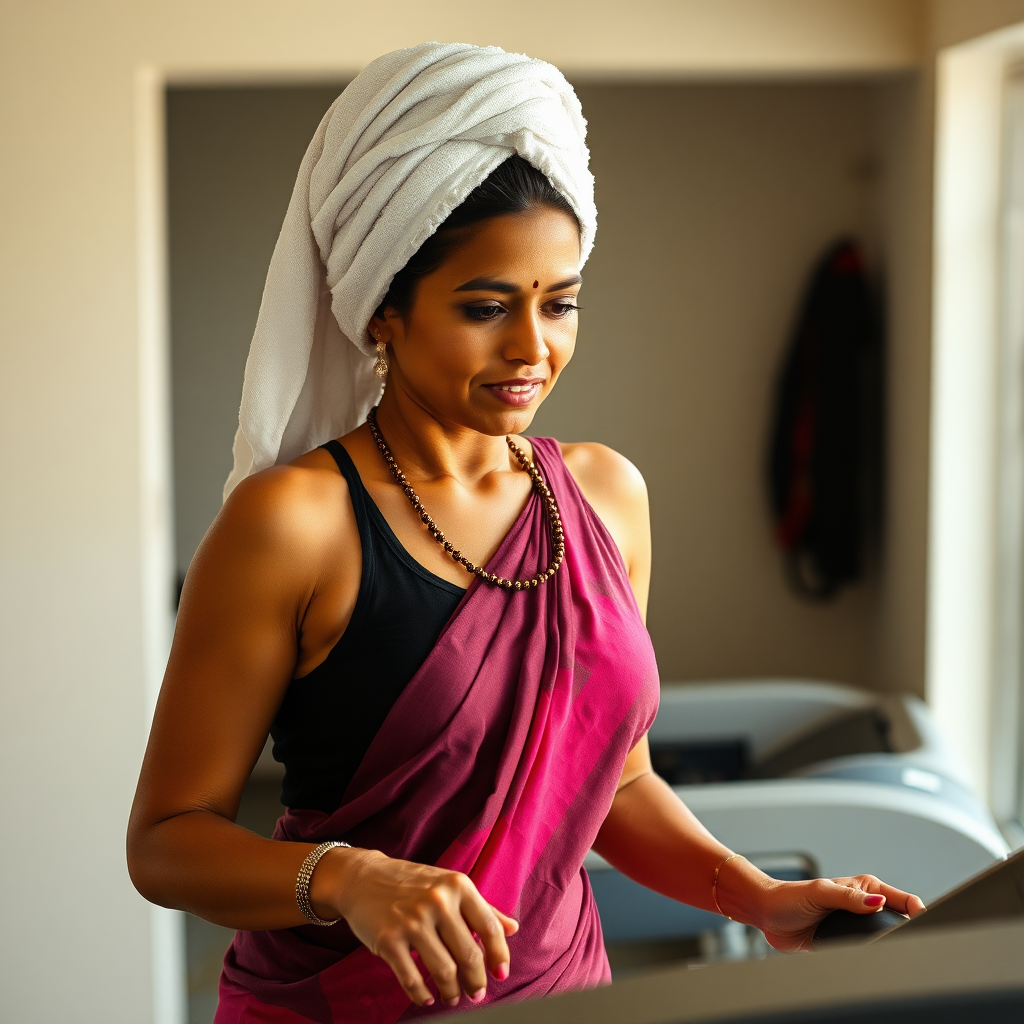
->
[768, 239, 877, 599]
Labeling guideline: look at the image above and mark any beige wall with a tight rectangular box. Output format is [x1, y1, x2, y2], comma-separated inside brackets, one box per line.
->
[864, 73, 935, 696]
[932, 0, 1024, 48]
[2, 1, 1010, 1021]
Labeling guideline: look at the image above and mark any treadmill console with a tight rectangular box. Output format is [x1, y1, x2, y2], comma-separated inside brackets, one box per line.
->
[814, 846, 1024, 946]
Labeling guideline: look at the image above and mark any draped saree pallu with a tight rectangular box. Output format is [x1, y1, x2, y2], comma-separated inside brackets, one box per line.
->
[216, 439, 661, 1023]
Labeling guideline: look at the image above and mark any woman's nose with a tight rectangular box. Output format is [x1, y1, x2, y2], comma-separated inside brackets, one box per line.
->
[503, 310, 549, 365]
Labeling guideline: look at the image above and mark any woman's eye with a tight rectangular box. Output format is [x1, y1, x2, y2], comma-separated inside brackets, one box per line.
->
[548, 301, 581, 318]
[464, 303, 505, 321]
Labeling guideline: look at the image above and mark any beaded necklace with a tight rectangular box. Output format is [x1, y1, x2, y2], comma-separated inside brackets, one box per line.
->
[366, 406, 564, 590]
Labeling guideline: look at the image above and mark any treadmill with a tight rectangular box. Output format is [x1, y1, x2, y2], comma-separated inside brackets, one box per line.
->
[471, 848, 1024, 1024]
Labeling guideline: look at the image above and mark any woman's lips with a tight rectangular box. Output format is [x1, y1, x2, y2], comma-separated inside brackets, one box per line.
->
[484, 381, 543, 406]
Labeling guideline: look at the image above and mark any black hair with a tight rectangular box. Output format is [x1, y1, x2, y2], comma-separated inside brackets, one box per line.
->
[374, 155, 580, 319]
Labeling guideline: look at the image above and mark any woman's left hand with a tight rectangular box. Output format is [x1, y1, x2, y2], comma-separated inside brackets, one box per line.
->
[752, 874, 927, 951]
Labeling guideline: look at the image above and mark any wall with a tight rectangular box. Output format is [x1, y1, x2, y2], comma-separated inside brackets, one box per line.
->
[932, 0, 1024, 49]
[864, 74, 935, 696]
[0, 2, 932, 1022]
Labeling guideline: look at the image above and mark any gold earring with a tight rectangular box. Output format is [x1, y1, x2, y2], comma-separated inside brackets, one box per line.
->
[374, 338, 389, 379]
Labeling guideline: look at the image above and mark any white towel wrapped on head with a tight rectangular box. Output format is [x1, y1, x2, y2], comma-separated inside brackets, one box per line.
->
[224, 41, 597, 499]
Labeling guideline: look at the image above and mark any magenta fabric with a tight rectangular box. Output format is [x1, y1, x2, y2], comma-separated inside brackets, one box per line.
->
[214, 438, 660, 1024]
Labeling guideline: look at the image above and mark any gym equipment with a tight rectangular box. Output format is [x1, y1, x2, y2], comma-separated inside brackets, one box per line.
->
[471, 917, 1024, 1023]
[588, 679, 1009, 944]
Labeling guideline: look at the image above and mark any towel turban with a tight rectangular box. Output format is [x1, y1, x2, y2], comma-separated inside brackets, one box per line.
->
[223, 41, 597, 499]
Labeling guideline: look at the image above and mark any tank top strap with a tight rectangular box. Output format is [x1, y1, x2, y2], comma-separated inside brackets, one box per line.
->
[320, 439, 376, 561]
[275, 439, 464, 813]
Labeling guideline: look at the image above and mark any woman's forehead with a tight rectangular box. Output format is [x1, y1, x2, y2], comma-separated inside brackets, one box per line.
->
[436, 209, 582, 284]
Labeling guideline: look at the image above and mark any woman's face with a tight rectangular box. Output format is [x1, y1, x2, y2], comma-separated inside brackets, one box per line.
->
[373, 206, 582, 437]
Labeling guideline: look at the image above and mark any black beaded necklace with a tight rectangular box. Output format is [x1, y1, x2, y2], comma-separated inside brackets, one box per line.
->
[366, 406, 564, 590]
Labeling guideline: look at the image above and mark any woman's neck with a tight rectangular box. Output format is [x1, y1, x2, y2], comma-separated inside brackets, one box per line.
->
[372, 387, 519, 485]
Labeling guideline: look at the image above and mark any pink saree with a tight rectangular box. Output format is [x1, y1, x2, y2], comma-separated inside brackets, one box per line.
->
[215, 438, 660, 1023]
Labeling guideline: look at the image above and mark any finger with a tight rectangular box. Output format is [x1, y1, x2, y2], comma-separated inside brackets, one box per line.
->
[871, 880, 927, 917]
[377, 937, 435, 1008]
[836, 875, 926, 918]
[459, 891, 513, 980]
[813, 878, 889, 916]
[494, 907, 520, 936]
[408, 926, 463, 1008]
[436, 910, 488, 1002]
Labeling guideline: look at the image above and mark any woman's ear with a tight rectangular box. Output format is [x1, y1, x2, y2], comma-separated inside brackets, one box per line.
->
[368, 313, 392, 345]
[369, 301, 406, 344]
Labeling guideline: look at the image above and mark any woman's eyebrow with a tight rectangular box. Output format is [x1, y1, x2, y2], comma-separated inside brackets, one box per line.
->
[547, 275, 582, 290]
[453, 274, 582, 293]
[454, 276, 518, 293]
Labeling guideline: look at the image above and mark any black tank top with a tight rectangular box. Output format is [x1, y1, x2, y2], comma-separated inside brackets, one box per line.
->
[270, 440, 465, 811]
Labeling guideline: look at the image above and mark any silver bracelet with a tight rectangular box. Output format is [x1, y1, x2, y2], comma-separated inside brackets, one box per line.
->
[295, 840, 351, 926]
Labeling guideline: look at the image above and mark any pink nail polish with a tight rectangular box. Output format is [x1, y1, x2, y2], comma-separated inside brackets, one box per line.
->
[423, 997, 434, 1007]
[470, 988, 487, 1003]
[446, 996, 460, 1007]
[494, 962, 509, 981]
[864, 894, 885, 907]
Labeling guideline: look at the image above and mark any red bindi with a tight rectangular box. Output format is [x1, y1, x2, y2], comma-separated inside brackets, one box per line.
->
[533, 280, 539, 288]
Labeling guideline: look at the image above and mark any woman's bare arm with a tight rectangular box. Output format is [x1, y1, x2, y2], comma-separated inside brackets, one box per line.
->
[594, 739, 746, 910]
[127, 459, 359, 928]
[126, 451, 514, 1006]
[596, 739, 925, 950]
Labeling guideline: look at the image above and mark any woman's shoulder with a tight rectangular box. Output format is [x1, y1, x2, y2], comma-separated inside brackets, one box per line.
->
[546, 439, 650, 589]
[554, 440, 648, 510]
[213, 447, 353, 562]
[177, 446, 361, 664]
[547, 440, 649, 560]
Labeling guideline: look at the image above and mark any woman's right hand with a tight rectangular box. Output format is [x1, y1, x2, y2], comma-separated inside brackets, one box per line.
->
[312, 847, 518, 1008]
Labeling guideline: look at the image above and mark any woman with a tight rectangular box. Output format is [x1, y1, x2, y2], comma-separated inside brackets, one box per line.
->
[128, 42, 924, 1022]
